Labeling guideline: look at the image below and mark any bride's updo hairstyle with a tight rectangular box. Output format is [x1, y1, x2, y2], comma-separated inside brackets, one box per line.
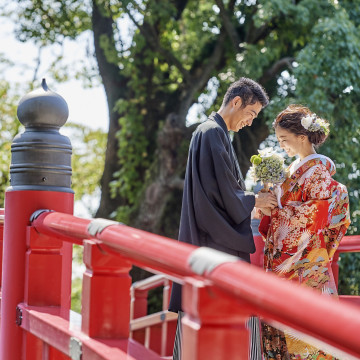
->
[273, 104, 330, 147]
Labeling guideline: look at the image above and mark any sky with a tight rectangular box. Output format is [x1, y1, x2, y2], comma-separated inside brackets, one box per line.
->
[1, 17, 109, 132]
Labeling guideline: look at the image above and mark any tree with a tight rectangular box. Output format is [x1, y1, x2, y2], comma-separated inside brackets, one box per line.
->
[2, 0, 360, 285]
[69, 123, 107, 212]
[0, 80, 22, 203]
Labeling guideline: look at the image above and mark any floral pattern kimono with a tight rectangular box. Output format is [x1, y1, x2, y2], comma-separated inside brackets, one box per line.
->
[259, 154, 351, 360]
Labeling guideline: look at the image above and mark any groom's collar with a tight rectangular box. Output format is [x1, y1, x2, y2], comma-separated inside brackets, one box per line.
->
[209, 111, 229, 134]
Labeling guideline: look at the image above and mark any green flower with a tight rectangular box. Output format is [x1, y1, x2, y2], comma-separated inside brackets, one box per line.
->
[250, 155, 262, 165]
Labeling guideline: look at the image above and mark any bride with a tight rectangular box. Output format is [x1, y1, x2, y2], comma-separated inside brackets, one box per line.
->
[258, 105, 351, 360]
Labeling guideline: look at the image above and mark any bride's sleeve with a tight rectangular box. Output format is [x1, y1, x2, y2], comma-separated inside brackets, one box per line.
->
[273, 164, 349, 235]
[259, 215, 271, 238]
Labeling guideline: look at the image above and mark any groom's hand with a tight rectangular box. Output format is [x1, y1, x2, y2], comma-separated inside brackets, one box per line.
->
[255, 192, 277, 209]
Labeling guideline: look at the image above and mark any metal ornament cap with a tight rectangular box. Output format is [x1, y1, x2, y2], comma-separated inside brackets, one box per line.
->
[17, 78, 69, 128]
[9, 79, 73, 192]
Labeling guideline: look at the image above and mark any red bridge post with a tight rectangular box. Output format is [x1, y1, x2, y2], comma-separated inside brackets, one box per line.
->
[182, 278, 251, 360]
[0, 80, 74, 360]
[81, 239, 132, 339]
[0, 208, 4, 288]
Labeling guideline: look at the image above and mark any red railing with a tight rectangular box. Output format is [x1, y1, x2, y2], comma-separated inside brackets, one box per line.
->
[333, 236, 360, 307]
[333, 236, 360, 280]
[0, 207, 359, 359]
[1, 210, 358, 359]
[0, 208, 4, 287]
[130, 275, 177, 358]
[129, 234, 360, 357]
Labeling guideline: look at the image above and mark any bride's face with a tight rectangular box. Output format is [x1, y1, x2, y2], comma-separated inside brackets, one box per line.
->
[275, 126, 305, 157]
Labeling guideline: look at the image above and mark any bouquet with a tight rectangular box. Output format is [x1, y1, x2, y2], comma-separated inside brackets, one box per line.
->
[249, 147, 285, 208]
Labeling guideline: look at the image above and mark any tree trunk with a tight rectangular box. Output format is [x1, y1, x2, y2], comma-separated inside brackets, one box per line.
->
[132, 113, 190, 232]
[92, 0, 127, 218]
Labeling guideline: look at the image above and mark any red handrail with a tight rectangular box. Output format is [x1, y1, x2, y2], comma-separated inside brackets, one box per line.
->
[337, 235, 360, 252]
[332, 235, 360, 289]
[31, 211, 360, 359]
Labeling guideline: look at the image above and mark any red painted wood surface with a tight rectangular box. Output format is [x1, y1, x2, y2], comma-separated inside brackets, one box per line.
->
[332, 235, 360, 287]
[130, 276, 176, 357]
[1, 205, 359, 359]
[18, 304, 161, 360]
[0, 208, 4, 288]
[0, 192, 73, 360]
[81, 240, 132, 338]
[30, 211, 360, 359]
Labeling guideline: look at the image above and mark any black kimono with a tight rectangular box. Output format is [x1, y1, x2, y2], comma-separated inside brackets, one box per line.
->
[169, 112, 256, 313]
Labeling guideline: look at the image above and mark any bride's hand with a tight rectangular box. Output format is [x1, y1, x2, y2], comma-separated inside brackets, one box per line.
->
[252, 207, 262, 219]
[258, 207, 272, 216]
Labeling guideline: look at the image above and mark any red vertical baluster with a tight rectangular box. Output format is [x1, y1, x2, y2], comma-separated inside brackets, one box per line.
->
[24, 227, 63, 306]
[132, 288, 149, 319]
[0, 208, 4, 288]
[23, 226, 65, 359]
[182, 278, 251, 360]
[81, 240, 132, 338]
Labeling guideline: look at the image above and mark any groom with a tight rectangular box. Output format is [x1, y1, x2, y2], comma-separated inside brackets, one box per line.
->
[169, 77, 278, 359]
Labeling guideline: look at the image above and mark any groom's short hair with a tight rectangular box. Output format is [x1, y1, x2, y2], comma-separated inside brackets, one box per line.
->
[222, 77, 269, 108]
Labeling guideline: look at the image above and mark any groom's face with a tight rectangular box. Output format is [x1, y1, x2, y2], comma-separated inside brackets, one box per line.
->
[228, 98, 262, 132]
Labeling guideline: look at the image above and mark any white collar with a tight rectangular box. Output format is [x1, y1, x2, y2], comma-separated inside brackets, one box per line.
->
[289, 154, 335, 176]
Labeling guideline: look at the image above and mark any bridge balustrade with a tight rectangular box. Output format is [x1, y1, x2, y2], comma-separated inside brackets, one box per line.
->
[0, 82, 359, 360]
[130, 275, 177, 358]
[6, 210, 360, 359]
[0, 208, 360, 359]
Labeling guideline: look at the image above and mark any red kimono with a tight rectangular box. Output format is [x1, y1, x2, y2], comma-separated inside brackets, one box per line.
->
[259, 155, 351, 360]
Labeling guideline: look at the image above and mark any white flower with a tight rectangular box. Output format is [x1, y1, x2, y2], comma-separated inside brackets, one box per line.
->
[258, 147, 275, 158]
[301, 114, 330, 135]
[301, 115, 313, 129]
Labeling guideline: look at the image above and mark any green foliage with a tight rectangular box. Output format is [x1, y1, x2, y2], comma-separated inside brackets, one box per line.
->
[71, 244, 84, 313]
[1, 1, 99, 87]
[68, 123, 107, 204]
[71, 277, 83, 313]
[1, 0, 91, 44]
[147, 287, 163, 314]
[294, 6, 360, 233]
[4, 0, 360, 230]
[106, 1, 221, 220]
[338, 252, 360, 296]
[0, 80, 22, 205]
[110, 98, 149, 211]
